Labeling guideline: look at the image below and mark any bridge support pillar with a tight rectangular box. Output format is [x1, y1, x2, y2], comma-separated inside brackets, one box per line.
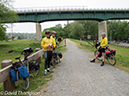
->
[98, 21, 108, 41]
[36, 23, 42, 40]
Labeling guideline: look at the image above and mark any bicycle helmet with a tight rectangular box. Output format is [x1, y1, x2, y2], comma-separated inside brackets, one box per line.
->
[52, 31, 56, 34]
[101, 32, 106, 36]
[45, 30, 50, 34]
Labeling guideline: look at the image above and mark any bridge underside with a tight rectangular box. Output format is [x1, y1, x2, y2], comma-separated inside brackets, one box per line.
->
[17, 10, 129, 23]
[13, 10, 129, 40]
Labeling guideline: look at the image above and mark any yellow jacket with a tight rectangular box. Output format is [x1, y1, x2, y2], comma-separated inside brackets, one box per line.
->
[99, 37, 108, 49]
[41, 37, 56, 51]
[51, 36, 56, 48]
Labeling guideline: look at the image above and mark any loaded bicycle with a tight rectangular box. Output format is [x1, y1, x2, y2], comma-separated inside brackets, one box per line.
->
[51, 50, 62, 68]
[94, 46, 116, 66]
[10, 47, 40, 90]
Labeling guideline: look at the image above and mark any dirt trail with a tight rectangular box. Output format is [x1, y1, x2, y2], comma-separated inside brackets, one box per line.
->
[39, 39, 129, 96]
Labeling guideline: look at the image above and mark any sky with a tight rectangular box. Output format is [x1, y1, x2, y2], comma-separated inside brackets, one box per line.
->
[6, 0, 129, 33]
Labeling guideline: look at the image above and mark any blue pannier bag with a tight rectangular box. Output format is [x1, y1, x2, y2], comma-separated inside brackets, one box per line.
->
[9, 69, 17, 82]
[18, 65, 29, 79]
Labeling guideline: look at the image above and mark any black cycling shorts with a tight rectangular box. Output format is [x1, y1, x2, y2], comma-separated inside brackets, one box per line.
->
[98, 47, 105, 53]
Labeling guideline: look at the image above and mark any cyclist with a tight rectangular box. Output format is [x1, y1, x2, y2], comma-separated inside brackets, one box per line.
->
[90, 32, 108, 66]
[51, 31, 57, 50]
[41, 30, 56, 76]
[50, 31, 57, 66]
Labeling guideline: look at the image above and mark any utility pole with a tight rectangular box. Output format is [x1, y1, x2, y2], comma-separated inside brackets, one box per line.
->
[11, 23, 13, 40]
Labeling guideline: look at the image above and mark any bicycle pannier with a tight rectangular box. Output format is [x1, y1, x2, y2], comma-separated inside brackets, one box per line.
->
[58, 52, 63, 58]
[105, 50, 111, 57]
[18, 65, 29, 79]
[111, 49, 116, 55]
[12, 61, 22, 71]
[29, 60, 40, 71]
[9, 69, 17, 82]
[52, 51, 57, 58]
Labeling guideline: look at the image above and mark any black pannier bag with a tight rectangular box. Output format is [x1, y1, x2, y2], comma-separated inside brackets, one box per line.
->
[52, 51, 57, 58]
[12, 61, 22, 71]
[58, 52, 63, 58]
[29, 60, 40, 71]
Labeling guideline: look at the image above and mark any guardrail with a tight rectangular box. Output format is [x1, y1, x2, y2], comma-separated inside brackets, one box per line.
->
[0, 48, 44, 91]
[14, 6, 129, 13]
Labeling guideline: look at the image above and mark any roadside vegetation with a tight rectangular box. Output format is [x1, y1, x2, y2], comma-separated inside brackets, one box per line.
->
[0, 39, 66, 93]
[70, 39, 129, 73]
[42, 20, 129, 41]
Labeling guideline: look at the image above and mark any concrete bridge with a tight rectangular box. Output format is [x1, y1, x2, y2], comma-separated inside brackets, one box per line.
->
[14, 7, 129, 40]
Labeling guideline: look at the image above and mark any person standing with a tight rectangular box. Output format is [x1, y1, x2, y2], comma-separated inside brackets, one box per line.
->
[51, 31, 57, 50]
[41, 30, 56, 76]
[90, 32, 108, 66]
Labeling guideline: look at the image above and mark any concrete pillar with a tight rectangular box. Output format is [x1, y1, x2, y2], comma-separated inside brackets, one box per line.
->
[98, 21, 108, 41]
[36, 23, 42, 40]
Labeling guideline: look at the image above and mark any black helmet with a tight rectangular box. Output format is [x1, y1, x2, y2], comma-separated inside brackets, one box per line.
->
[45, 30, 50, 34]
[58, 52, 62, 58]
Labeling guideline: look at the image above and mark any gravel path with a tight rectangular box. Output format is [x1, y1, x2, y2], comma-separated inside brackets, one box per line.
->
[39, 39, 129, 96]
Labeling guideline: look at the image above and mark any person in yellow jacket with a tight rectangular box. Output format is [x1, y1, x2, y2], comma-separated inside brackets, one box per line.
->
[51, 31, 57, 50]
[90, 32, 108, 66]
[41, 30, 56, 76]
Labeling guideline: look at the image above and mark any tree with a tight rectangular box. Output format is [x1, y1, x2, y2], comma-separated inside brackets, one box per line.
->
[0, 0, 18, 41]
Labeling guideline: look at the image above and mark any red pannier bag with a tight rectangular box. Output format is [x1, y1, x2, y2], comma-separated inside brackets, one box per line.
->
[111, 49, 116, 55]
[105, 50, 111, 57]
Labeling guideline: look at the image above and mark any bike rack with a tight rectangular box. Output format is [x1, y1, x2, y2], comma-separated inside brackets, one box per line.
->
[80, 34, 97, 47]
[56, 37, 66, 48]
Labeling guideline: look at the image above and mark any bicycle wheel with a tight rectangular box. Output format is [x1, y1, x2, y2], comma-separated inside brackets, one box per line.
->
[17, 71, 29, 90]
[29, 60, 40, 77]
[94, 50, 102, 61]
[107, 54, 116, 66]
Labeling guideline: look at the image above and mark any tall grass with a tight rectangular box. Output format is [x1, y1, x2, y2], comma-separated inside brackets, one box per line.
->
[70, 39, 129, 73]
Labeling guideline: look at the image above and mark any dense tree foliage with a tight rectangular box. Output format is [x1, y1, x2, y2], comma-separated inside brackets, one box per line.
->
[42, 20, 129, 41]
[0, 0, 18, 41]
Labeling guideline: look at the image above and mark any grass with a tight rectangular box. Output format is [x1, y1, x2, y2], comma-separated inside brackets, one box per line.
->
[0, 39, 42, 67]
[70, 38, 129, 73]
[0, 39, 67, 95]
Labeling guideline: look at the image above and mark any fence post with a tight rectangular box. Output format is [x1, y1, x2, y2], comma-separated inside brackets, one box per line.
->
[35, 48, 41, 64]
[1, 60, 15, 91]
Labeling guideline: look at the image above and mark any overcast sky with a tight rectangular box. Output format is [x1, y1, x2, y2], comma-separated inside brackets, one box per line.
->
[6, 0, 129, 33]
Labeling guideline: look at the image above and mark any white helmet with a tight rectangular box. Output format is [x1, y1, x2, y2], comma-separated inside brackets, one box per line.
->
[101, 32, 106, 36]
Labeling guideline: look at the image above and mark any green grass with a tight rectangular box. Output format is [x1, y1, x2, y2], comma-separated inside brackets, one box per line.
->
[0, 39, 42, 68]
[70, 38, 129, 73]
[0, 39, 67, 95]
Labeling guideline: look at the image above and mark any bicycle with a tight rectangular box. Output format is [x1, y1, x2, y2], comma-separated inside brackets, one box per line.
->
[51, 50, 62, 68]
[14, 48, 40, 90]
[94, 46, 116, 66]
